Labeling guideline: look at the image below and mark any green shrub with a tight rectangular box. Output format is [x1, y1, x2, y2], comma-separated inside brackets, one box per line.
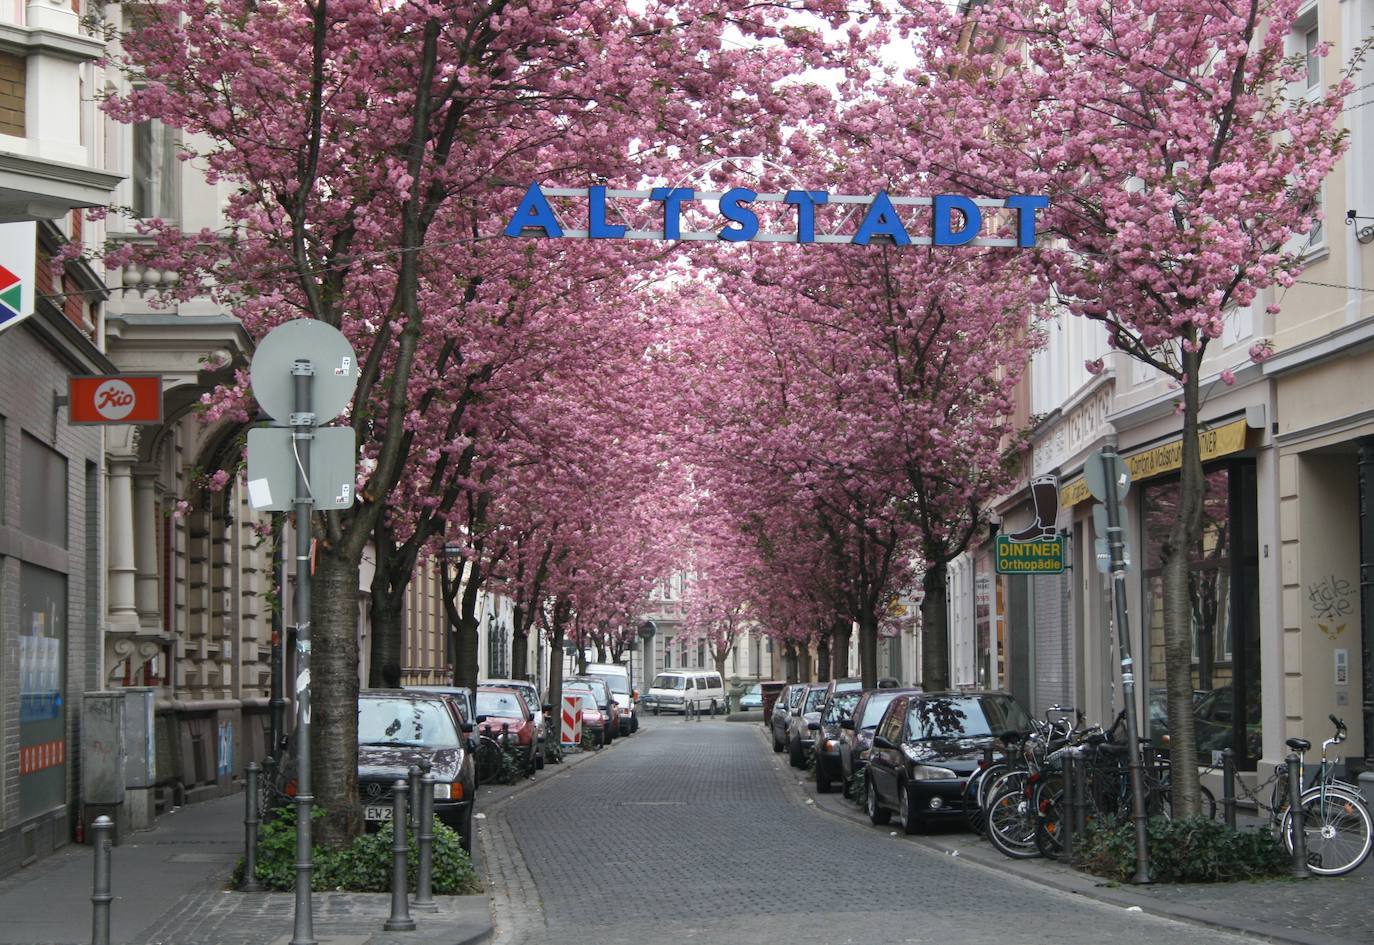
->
[1073, 816, 1287, 884]
[235, 806, 481, 894]
[544, 739, 564, 765]
[844, 772, 865, 807]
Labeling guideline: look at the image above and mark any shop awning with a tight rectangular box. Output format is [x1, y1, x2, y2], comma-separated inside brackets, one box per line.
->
[1059, 417, 1251, 507]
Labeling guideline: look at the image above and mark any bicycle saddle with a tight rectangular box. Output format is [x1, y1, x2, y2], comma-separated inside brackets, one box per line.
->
[1286, 737, 1311, 753]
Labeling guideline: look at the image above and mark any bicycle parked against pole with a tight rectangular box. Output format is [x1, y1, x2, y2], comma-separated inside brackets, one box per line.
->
[1270, 716, 1371, 876]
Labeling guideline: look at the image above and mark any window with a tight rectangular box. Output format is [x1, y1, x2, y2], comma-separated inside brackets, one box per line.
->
[1305, 24, 1320, 91]
[732, 647, 739, 674]
[664, 642, 672, 669]
[21, 434, 66, 547]
[697, 640, 705, 668]
[1142, 461, 1261, 768]
[20, 563, 67, 819]
[133, 118, 178, 219]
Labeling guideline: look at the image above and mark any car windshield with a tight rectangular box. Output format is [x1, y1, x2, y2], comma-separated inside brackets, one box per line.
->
[476, 691, 527, 719]
[826, 692, 862, 723]
[566, 685, 606, 708]
[746, 684, 761, 695]
[906, 696, 1032, 742]
[858, 692, 901, 729]
[589, 673, 629, 695]
[653, 675, 686, 690]
[803, 688, 825, 712]
[787, 686, 806, 708]
[358, 698, 459, 749]
[576, 693, 598, 712]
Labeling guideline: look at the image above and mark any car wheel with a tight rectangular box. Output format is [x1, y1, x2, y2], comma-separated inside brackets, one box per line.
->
[897, 783, 920, 835]
[816, 755, 832, 794]
[631, 715, 639, 733]
[867, 776, 891, 826]
[772, 726, 784, 753]
[652, 706, 659, 716]
[789, 734, 805, 769]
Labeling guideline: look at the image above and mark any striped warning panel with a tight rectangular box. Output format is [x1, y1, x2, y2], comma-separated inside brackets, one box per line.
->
[20, 739, 66, 775]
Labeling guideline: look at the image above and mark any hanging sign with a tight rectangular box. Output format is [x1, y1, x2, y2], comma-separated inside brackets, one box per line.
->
[68, 375, 163, 424]
[0, 222, 35, 335]
[504, 184, 1048, 247]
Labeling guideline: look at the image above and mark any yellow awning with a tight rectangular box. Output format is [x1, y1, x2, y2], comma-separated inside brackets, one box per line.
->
[1059, 417, 1251, 507]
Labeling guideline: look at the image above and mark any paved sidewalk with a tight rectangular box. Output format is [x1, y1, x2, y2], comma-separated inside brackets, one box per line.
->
[770, 723, 1373, 945]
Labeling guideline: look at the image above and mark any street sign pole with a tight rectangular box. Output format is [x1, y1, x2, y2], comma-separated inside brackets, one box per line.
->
[1097, 447, 1152, 884]
[290, 359, 317, 945]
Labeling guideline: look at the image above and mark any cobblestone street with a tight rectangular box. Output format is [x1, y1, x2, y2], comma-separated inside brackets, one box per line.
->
[483, 717, 1273, 945]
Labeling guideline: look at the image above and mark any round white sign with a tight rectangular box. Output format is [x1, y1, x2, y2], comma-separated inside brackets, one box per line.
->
[93, 379, 137, 421]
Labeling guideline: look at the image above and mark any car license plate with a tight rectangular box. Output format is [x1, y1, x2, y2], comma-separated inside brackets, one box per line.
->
[364, 804, 392, 821]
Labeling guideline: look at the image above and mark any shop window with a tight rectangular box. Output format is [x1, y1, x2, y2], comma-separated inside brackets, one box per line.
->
[19, 563, 67, 819]
[1142, 461, 1261, 768]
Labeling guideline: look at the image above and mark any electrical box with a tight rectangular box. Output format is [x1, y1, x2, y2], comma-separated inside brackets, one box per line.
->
[81, 692, 127, 805]
[122, 688, 156, 789]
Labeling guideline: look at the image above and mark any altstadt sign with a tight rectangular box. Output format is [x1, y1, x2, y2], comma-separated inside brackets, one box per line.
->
[504, 183, 1049, 248]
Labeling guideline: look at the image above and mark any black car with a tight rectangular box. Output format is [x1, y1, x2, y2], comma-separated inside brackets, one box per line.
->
[786, 684, 828, 769]
[811, 678, 864, 794]
[838, 686, 921, 784]
[865, 691, 1032, 834]
[770, 683, 808, 753]
[357, 690, 477, 851]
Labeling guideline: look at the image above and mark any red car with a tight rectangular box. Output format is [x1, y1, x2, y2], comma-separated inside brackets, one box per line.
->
[474, 687, 539, 775]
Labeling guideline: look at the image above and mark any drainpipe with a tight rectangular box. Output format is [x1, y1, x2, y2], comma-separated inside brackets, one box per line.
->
[1358, 438, 1374, 768]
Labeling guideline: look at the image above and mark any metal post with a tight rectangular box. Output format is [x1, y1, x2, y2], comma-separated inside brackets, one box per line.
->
[384, 781, 416, 931]
[1286, 755, 1311, 878]
[413, 771, 436, 911]
[90, 815, 112, 945]
[242, 762, 262, 891]
[1072, 749, 1089, 834]
[290, 358, 316, 945]
[1221, 749, 1237, 829]
[1062, 753, 1077, 861]
[1358, 439, 1374, 768]
[982, 744, 994, 769]
[1101, 448, 1152, 884]
[408, 765, 421, 831]
[269, 515, 286, 765]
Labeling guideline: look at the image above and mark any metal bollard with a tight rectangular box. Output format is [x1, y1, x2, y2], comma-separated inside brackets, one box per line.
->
[91, 815, 113, 945]
[408, 765, 422, 831]
[413, 771, 437, 911]
[242, 762, 263, 891]
[1061, 753, 1076, 861]
[383, 781, 416, 931]
[1286, 755, 1311, 879]
[982, 744, 994, 769]
[1221, 749, 1237, 830]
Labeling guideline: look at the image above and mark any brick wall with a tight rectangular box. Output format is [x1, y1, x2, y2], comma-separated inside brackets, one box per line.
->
[0, 54, 24, 138]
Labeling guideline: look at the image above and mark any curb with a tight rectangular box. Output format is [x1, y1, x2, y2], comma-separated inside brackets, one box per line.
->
[754, 725, 1364, 945]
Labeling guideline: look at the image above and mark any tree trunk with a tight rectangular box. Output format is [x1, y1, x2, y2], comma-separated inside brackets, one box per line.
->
[784, 641, 797, 682]
[920, 563, 950, 690]
[831, 620, 852, 680]
[454, 562, 483, 691]
[715, 653, 728, 684]
[546, 602, 569, 740]
[596, 640, 607, 663]
[1163, 349, 1205, 818]
[510, 625, 529, 680]
[858, 605, 879, 690]
[816, 632, 831, 683]
[368, 554, 403, 686]
[799, 640, 812, 682]
[312, 550, 362, 848]
[577, 646, 588, 675]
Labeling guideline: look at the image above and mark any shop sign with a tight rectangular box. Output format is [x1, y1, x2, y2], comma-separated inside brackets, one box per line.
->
[0, 221, 35, 335]
[505, 183, 1048, 247]
[68, 375, 163, 424]
[995, 535, 1065, 574]
[1059, 417, 1250, 506]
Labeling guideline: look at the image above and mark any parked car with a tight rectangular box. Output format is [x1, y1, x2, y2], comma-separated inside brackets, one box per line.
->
[474, 687, 541, 774]
[738, 683, 764, 712]
[567, 676, 621, 740]
[770, 683, 808, 752]
[481, 679, 549, 768]
[811, 678, 864, 793]
[865, 690, 1032, 834]
[786, 684, 828, 769]
[838, 686, 921, 783]
[356, 690, 476, 851]
[585, 662, 638, 735]
[643, 670, 726, 715]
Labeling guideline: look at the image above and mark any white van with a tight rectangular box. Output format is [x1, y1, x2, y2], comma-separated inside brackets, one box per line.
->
[584, 662, 637, 735]
[644, 670, 727, 715]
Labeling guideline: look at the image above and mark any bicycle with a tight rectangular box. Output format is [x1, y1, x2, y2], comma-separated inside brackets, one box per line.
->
[1273, 715, 1372, 876]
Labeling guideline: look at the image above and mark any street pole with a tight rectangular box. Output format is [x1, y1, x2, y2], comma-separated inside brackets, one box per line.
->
[270, 514, 286, 765]
[290, 359, 316, 945]
[1100, 448, 1152, 884]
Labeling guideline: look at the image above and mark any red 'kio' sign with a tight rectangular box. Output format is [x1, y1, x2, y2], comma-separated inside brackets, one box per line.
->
[68, 375, 163, 424]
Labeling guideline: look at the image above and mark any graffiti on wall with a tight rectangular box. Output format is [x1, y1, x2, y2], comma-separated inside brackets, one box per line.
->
[1308, 574, 1355, 640]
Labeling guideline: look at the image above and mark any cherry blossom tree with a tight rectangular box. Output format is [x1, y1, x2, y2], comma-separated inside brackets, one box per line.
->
[880, 0, 1360, 814]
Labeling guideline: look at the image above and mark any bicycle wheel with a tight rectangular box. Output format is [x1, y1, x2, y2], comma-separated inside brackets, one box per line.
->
[475, 737, 503, 784]
[1033, 774, 1066, 860]
[1281, 788, 1374, 876]
[984, 772, 1041, 859]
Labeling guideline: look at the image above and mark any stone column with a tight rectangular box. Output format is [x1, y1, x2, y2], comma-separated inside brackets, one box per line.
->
[107, 460, 139, 629]
[133, 467, 161, 628]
